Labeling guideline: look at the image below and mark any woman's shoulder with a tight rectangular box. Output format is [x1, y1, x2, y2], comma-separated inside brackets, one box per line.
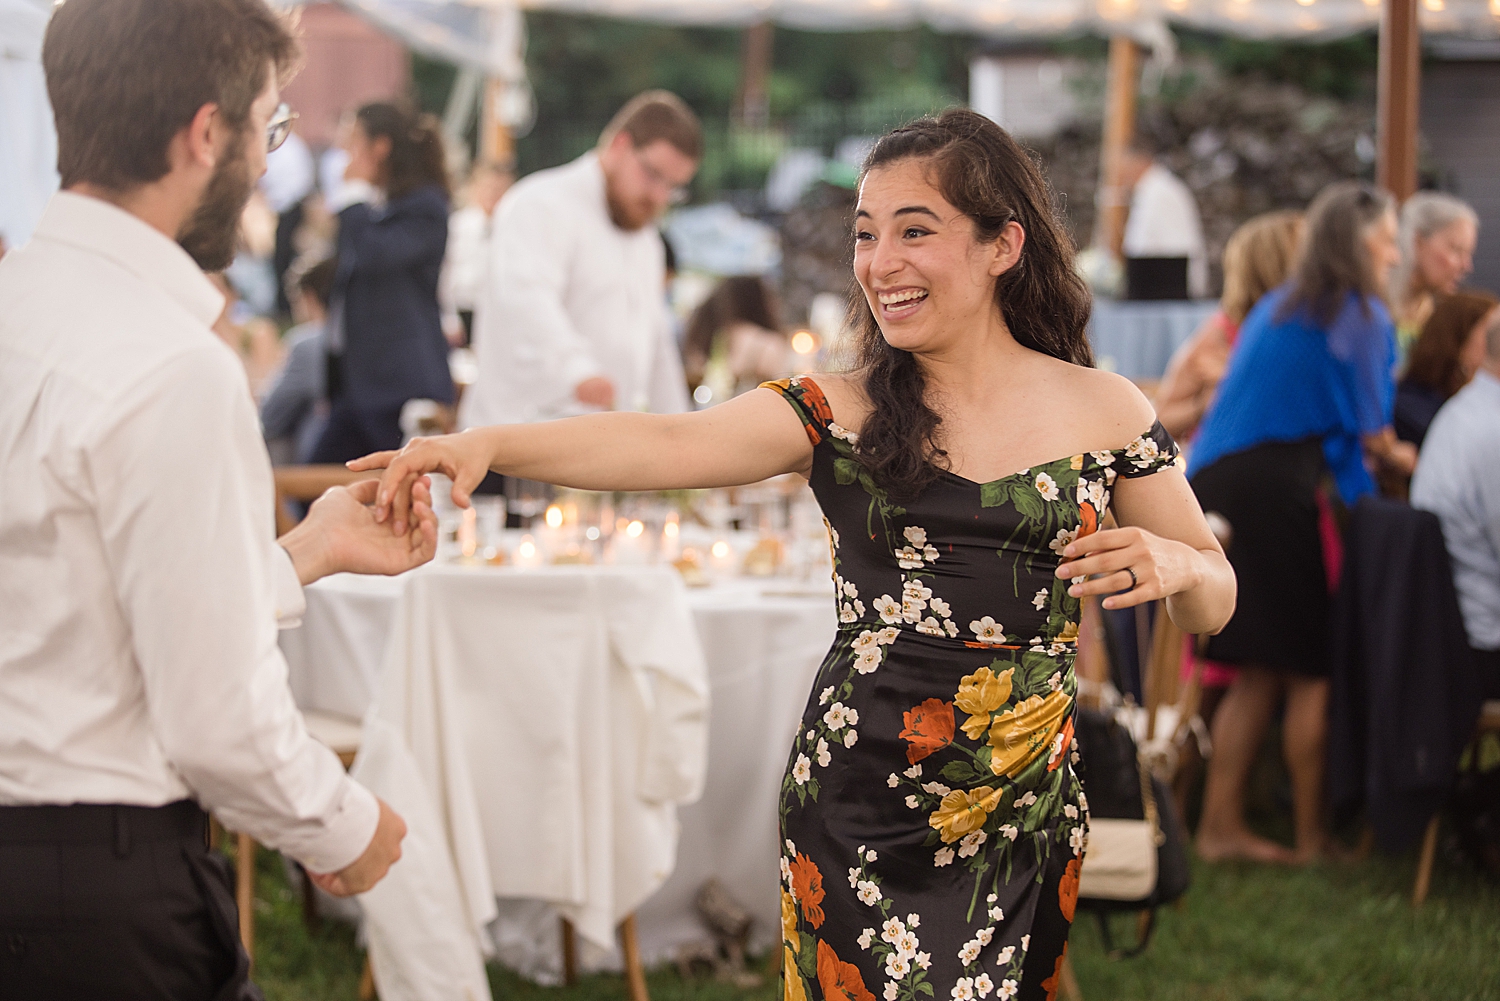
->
[1066, 366, 1160, 447]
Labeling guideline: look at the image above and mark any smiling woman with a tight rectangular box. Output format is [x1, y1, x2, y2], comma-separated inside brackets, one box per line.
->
[350, 106, 1235, 1001]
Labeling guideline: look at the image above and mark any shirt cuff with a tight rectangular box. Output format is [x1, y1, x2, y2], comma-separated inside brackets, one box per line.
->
[297, 777, 381, 875]
[272, 544, 307, 629]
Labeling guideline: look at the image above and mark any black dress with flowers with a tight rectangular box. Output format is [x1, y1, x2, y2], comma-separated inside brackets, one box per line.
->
[765, 377, 1181, 1001]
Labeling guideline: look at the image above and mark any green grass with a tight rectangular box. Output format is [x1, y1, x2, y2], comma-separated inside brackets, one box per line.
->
[245, 841, 1500, 1001]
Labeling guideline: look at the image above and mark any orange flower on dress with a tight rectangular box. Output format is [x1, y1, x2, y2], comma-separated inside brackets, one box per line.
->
[816, 939, 876, 1001]
[797, 377, 836, 429]
[1079, 500, 1099, 538]
[1058, 857, 1081, 922]
[899, 698, 955, 764]
[1041, 944, 1068, 1001]
[1047, 716, 1076, 773]
[789, 853, 826, 929]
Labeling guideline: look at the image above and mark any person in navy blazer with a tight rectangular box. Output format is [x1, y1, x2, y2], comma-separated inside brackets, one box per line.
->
[310, 102, 455, 464]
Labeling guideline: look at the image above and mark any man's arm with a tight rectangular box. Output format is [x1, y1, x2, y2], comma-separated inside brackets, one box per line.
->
[88, 344, 391, 877]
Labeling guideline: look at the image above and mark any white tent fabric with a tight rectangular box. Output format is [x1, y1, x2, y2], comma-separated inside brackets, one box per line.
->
[0, 0, 58, 248]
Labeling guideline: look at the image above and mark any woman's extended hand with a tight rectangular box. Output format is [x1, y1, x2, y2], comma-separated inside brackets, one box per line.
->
[348, 428, 496, 534]
[1053, 526, 1206, 611]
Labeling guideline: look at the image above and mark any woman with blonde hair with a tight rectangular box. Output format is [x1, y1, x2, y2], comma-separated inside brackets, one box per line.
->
[1154, 210, 1303, 441]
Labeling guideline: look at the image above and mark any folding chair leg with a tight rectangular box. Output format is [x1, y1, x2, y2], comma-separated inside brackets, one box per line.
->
[1060, 954, 1084, 1001]
[359, 956, 377, 1000]
[235, 832, 255, 965]
[560, 917, 579, 986]
[619, 913, 650, 1001]
[1412, 815, 1440, 906]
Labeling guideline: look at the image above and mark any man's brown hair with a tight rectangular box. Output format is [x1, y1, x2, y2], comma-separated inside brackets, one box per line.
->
[598, 91, 703, 161]
[43, 0, 299, 191]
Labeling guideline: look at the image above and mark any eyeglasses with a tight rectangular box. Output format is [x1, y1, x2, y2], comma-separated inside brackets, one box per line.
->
[632, 144, 690, 206]
[267, 103, 298, 154]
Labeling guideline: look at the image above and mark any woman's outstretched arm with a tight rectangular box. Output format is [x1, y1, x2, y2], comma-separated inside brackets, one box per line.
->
[350, 385, 814, 533]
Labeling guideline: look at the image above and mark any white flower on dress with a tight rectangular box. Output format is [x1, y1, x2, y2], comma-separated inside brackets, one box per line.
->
[958, 830, 987, 858]
[846, 707, 860, 725]
[906, 795, 921, 809]
[881, 917, 906, 942]
[924, 545, 940, 562]
[1071, 826, 1087, 854]
[792, 755, 811, 785]
[916, 952, 931, 971]
[1049, 527, 1079, 555]
[998, 979, 1019, 1000]
[1126, 434, 1161, 469]
[858, 928, 876, 950]
[896, 546, 925, 570]
[904, 763, 923, 779]
[840, 603, 860, 623]
[906, 913, 919, 928]
[878, 626, 900, 645]
[996, 946, 1015, 966]
[849, 866, 862, 888]
[816, 738, 831, 767]
[830, 422, 859, 444]
[1047, 672, 1063, 692]
[884, 982, 899, 1001]
[874, 595, 903, 624]
[904, 526, 928, 548]
[823, 703, 850, 730]
[1047, 732, 1067, 767]
[853, 630, 881, 654]
[1000, 824, 1019, 841]
[829, 525, 841, 548]
[820, 686, 835, 705]
[866, 849, 879, 862]
[1064, 803, 1079, 819]
[856, 650, 883, 674]
[843, 579, 859, 598]
[934, 847, 956, 867]
[970, 616, 1005, 644]
[780, 856, 792, 884]
[988, 906, 1004, 923]
[857, 880, 883, 905]
[1089, 450, 1116, 466]
[1021, 935, 1030, 953]
[884, 953, 911, 981]
[807, 730, 817, 740]
[844, 729, 859, 748]
[1079, 791, 1089, 813]
[921, 781, 952, 796]
[892, 930, 919, 959]
[917, 616, 945, 637]
[951, 978, 975, 1001]
[975, 973, 995, 998]
[786, 839, 797, 854]
[975, 928, 994, 947]
[986, 893, 998, 904]
[929, 598, 952, 620]
[903, 579, 932, 601]
[1016, 791, 1038, 808]
[1034, 472, 1060, 502]
[1077, 477, 1107, 511]
[945, 620, 960, 638]
[888, 773, 901, 788]
[1032, 589, 1049, 611]
[958, 940, 981, 965]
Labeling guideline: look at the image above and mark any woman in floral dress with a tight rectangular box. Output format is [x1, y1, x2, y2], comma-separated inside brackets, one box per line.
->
[354, 109, 1236, 1000]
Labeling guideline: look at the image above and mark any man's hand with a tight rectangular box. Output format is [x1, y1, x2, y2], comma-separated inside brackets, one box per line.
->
[306, 797, 407, 897]
[279, 477, 438, 586]
[575, 376, 615, 410]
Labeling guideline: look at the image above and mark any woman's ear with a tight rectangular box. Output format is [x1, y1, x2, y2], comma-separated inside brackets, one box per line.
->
[988, 220, 1026, 277]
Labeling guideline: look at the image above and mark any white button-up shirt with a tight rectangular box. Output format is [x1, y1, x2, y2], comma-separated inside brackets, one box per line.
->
[459, 153, 690, 427]
[1123, 162, 1209, 299]
[0, 192, 377, 874]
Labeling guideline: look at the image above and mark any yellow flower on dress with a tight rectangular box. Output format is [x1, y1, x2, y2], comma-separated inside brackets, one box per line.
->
[988, 691, 1073, 778]
[1056, 621, 1079, 645]
[929, 785, 1006, 843]
[956, 667, 1013, 740]
[784, 946, 808, 1001]
[1069, 454, 1084, 470]
[781, 889, 799, 950]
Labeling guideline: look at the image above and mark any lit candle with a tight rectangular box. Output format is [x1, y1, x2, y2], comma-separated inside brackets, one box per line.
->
[514, 534, 541, 569]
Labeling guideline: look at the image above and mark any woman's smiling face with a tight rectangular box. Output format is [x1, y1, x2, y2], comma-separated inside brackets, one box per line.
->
[853, 158, 1023, 355]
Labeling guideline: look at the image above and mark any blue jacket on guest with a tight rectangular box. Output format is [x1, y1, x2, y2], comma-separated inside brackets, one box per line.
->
[332, 183, 455, 412]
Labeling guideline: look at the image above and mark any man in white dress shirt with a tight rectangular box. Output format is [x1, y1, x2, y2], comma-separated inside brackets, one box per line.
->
[0, 2, 431, 996]
[1120, 137, 1209, 299]
[459, 91, 700, 428]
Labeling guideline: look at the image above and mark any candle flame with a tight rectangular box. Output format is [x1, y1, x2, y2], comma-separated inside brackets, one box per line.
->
[545, 505, 563, 528]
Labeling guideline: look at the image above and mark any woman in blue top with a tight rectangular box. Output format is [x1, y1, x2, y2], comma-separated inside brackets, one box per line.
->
[310, 103, 455, 464]
[1190, 182, 1413, 865]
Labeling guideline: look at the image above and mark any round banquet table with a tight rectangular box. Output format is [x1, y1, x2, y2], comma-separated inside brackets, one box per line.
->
[278, 563, 833, 986]
[1088, 297, 1219, 381]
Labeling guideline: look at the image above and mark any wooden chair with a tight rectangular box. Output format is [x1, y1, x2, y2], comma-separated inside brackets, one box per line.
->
[558, 914, 651, 1001]
[273, 465, 381, 535]
[1411, 698, 1500, 906]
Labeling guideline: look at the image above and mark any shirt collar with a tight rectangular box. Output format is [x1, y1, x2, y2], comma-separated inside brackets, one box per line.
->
[1471, 368, 1500, 400]
[32, 191, 224, 328]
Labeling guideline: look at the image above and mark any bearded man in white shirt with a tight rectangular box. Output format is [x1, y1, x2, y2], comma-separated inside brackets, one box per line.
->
[0, 2, 431, 997]
[1119, 136, 1209, 299]
[459, 91, 700, 428]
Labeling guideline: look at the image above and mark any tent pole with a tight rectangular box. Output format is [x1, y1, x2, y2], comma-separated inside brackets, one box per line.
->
[1096, 35, 1140, 258]
[1377, 0, 1420, 201]
[735, 21, 774, 129]
[482, 79, 515, 168]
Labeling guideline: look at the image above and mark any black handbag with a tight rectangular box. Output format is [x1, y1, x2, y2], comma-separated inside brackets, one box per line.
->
[1072, 705, 1192, 958]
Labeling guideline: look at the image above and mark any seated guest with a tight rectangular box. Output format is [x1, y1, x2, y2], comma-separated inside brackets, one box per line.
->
[682, 274, 790, 405]
[1411, 306, 1500, 698]
[1155, 209, 1303, 442]
[1395, 290, 1500, 448]
[262, 256, 337, 464]
[1189, 182, 1413, 865]
[310, 102, 454, 465]
[1392, 192, 1479, 363]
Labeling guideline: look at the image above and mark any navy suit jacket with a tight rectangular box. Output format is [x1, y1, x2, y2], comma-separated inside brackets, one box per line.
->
[333, 184, 455, 411]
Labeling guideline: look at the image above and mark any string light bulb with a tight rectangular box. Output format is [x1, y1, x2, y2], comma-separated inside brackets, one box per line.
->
[1422, 0, 1445, 10]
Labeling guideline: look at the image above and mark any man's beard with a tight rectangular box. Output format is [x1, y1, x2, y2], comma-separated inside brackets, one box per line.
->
[178, 130, 255, 272]
[603, 173, 655, 232]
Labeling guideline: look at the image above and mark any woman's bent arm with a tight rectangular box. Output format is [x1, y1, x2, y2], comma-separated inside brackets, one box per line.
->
[351, 386, 814, 530]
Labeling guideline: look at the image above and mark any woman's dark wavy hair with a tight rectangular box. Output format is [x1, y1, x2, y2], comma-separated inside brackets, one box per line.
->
[851, 108, 1093, 500]
[1277, 181, 1395, 328]
[356, 102, 450, 202]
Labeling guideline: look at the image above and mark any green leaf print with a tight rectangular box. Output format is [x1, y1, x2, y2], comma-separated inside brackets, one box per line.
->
[941, 759, 981, 784]
[797, 935, 817, 979]
[833, 458, 861, 486]
[979, 480, 1011, 509]
[1010, 485, 1045, 523]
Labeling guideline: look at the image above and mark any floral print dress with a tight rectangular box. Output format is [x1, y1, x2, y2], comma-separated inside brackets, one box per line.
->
[764, 377, 1181, 1001]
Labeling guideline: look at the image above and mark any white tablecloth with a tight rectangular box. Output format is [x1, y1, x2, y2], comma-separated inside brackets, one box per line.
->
[1089, 298, 1219, 381]
[279, 566, 832, 994]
